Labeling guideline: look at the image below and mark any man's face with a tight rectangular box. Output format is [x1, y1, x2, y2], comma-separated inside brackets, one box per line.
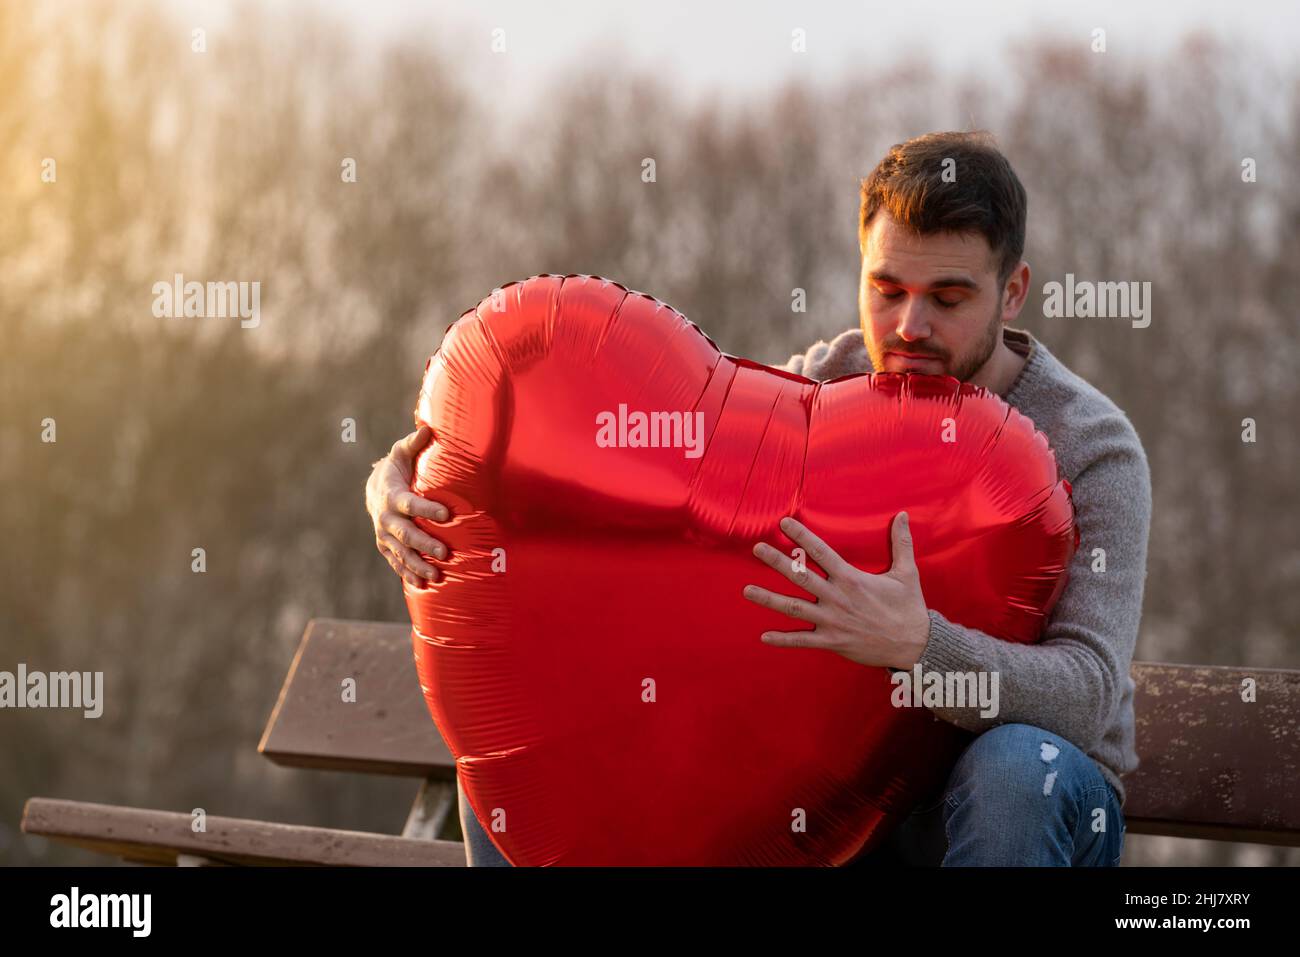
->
[858, 213, 1012, 382]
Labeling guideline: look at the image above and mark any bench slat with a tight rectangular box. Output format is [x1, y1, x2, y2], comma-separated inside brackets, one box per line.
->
[1124, 663, 1300, 845]
[260, 619, 1300, 845]
[21, 798, 466, 867]
[258, 618, 456, 778]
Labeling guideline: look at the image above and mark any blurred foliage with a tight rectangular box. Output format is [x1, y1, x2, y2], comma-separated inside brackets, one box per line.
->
[1, 1, 1296, 865]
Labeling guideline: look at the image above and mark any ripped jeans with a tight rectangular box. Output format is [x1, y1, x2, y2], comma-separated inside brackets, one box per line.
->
[457, 722, 1126, 867]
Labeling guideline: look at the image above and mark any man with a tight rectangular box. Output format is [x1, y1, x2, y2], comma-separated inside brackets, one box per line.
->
[366, 131, 1151, 867]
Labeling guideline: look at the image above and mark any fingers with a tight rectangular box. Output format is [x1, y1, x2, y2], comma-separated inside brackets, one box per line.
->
[381, 512, 447, 559]
[742, 584, 830, 626]
[377, 531, 442, 584]
[777, 516, 850, 578]
[396, 489, 448, 522]
[889, 511, 918, 577]
[758, 628, 838, 651]
[371, 428, 454, 586]
[386, 551, 426, 589]
[751, 541, 831, 599]
[391, 426, 433, 464]
[384, 430, 448, 523]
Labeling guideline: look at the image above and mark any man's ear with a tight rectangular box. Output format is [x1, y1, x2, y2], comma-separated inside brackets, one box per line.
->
[1001, 260, 1031, 322]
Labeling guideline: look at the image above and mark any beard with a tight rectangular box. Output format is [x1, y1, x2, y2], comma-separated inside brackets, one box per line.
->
[945, 308, 1004, 383]
[871, 305, 1003, 383]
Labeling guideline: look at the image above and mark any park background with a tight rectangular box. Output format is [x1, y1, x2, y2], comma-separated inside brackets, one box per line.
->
[2, 0, 1298, 865]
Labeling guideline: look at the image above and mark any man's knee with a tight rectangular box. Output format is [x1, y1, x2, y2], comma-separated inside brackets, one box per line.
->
[940, 724, 1118, 866]
[949, 723, 1087, 800]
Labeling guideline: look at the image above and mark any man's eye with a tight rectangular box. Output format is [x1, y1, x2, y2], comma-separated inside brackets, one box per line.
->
[878, 288, 903, 300]
[934, 295, 962, 308]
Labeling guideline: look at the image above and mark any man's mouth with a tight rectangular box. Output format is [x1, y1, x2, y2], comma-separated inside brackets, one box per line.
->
[884, 351, 945, 373]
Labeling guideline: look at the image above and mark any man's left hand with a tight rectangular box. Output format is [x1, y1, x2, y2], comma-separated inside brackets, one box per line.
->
[742, 512, 931, 670]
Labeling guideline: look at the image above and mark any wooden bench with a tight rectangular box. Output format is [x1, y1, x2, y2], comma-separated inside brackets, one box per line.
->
[21, 617, 1300, 864]
[22, 618, 466, 866]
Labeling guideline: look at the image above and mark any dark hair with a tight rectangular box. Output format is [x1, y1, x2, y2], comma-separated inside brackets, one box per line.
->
[859, 131, 1027, 284]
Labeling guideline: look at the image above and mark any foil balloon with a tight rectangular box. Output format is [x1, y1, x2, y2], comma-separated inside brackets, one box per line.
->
[404, 273, 1077, 866]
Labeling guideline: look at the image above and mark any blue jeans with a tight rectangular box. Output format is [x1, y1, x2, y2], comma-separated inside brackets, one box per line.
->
[457, 775, 512, 867]
[457, 723, 1126, 867]
[855, 722, 1126, 866]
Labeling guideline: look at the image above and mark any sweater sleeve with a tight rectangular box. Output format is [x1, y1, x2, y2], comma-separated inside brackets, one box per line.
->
[781, 340, 826, 376]
[911, 413, 1152, 754]
[781, 328, 867, 380]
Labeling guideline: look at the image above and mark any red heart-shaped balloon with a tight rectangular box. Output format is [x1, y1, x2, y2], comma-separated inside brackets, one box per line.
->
[406, 274, 1076, 866]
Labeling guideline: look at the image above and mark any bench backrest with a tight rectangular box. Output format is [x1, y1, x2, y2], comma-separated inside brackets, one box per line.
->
[1127, 663, 1298, 844]
[259, 618, 456, 778]
[260, 618, 1300, 844]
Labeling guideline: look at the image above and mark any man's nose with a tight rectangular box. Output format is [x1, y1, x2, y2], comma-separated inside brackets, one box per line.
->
[895, 296, 932, 342]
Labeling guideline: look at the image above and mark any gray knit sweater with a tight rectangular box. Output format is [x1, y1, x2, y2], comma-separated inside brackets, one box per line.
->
[781, 326, 1152, 806]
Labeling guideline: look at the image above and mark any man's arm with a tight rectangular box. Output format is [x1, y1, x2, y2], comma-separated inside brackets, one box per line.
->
[781, 328, 870, 379]
[781, 343, 821, 376]
[780, 327, 1151, 754]
[910, 416, 1152, 754]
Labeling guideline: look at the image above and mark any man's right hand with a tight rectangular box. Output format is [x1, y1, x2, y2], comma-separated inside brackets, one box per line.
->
[366, 426, 450, 587]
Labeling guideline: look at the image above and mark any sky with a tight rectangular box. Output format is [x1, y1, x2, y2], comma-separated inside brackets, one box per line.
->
[178, 0, 1299, 113]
